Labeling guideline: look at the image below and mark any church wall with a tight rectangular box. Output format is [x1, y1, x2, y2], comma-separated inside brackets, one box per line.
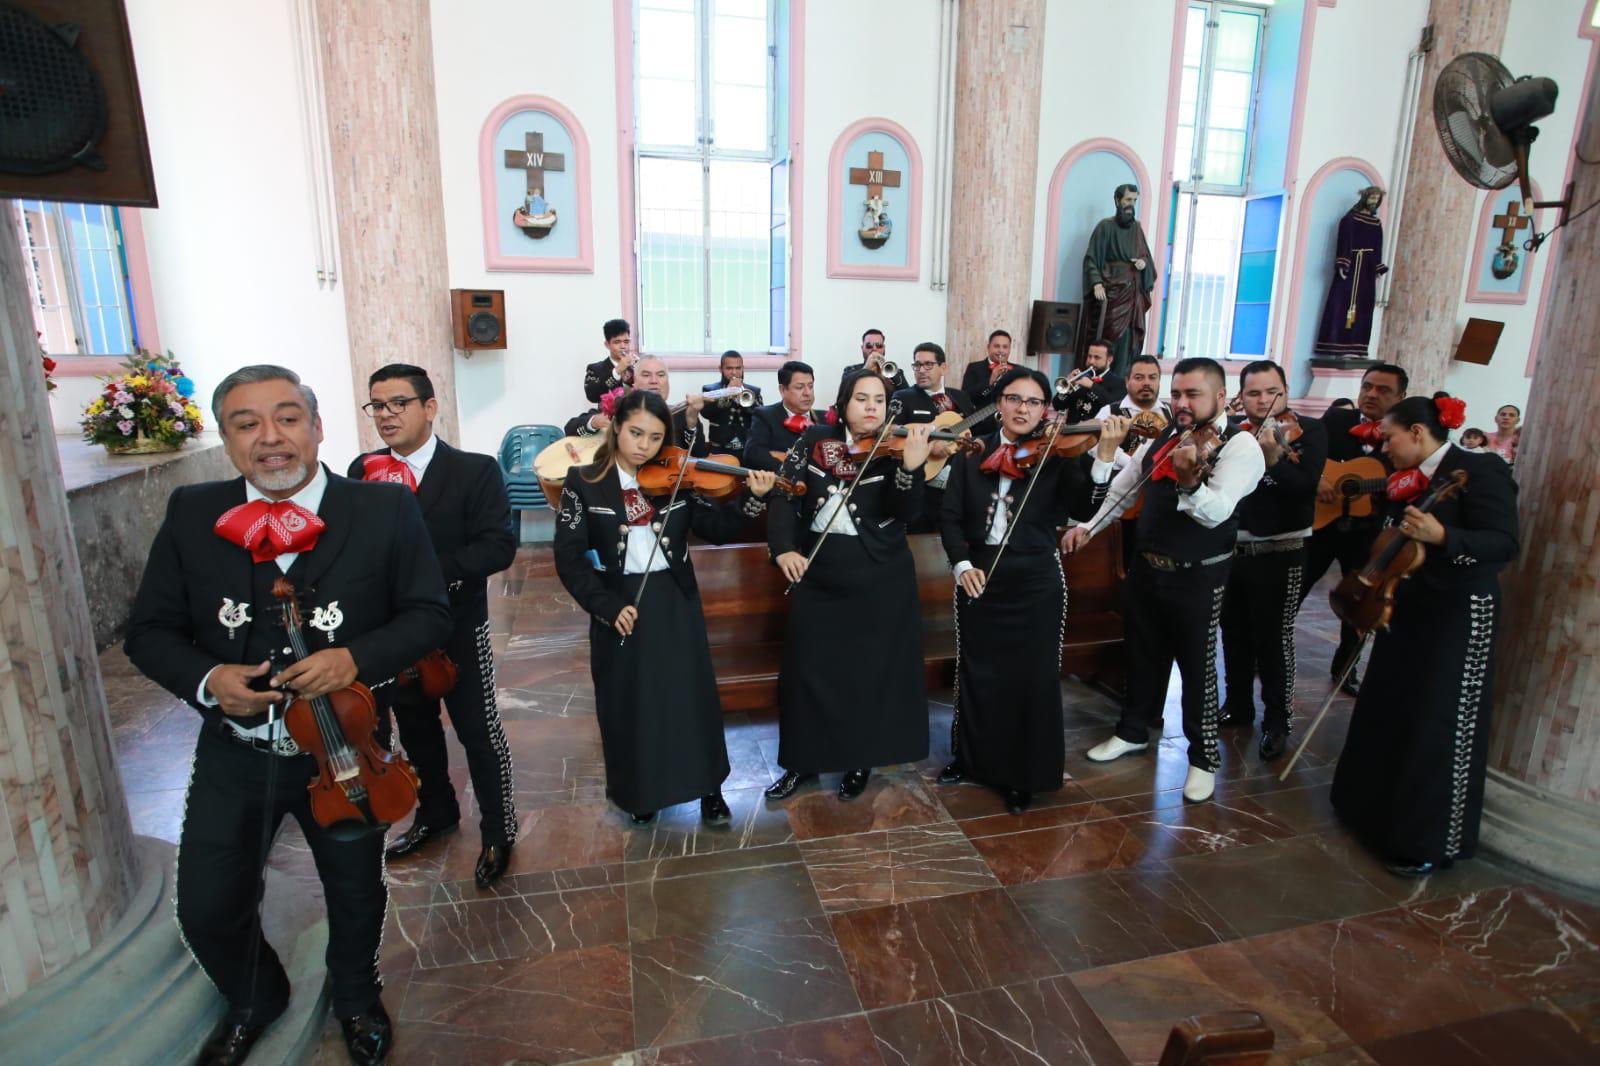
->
[120, 0, 360, 463]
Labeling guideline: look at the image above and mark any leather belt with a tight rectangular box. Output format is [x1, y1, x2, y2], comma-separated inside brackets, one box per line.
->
[1141, 550, 1234, 572]
[1235, 537, 1306, 557]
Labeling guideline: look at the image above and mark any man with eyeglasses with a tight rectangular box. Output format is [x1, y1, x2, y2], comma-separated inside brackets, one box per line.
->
[1064, 357, 1265, 804]
[840, 328, 908, 392]
[349, 364, 520, 889]
[892, 341, 974, 532]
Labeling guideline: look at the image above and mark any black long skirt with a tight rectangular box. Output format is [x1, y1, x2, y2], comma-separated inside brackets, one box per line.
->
[776, 536, 929, 773]
[1331, 580, 1499, 864]
[591, 574, 730, 815]
[953, 547, 1067, 792]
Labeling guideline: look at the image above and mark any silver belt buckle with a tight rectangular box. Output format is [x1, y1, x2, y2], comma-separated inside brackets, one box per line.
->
[1144, 552, 1176, 573]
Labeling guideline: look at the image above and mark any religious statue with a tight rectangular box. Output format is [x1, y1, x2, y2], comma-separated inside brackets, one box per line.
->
[513, 191, 557, 235]
[1313, 186, 1388, 357]
[859, 196, 892, 245]
[1083, 184, 1156, 377]
[504, 130, 564, 239]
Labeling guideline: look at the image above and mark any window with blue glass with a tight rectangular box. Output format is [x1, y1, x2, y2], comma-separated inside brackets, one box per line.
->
[13, 199, 138, 356]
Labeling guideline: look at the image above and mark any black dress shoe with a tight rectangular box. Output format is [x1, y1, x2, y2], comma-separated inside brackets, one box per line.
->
[764, 770, 814, 800]
[383, 819, 458, 861]
[701, 792, 732, 824]
[838, 769, 871, 800]
[1259, 731, 1287, 762]
[197, 1019, 271, 1065]
[937, 761, 965, 785]
[474, 842, 512, 889]
[630, 811, 657, 826]
[1385, 858, 1452, 879]
[1004, 789, 1032, 815]
[1340, 671, 1362, 698]
[339, 999, 393, 1066]
[1218, 703, 1255, 729]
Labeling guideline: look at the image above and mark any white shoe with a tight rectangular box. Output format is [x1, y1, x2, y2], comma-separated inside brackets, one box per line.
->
[1086, 735, 1149, 763]
[1183, 767, 1216, 803]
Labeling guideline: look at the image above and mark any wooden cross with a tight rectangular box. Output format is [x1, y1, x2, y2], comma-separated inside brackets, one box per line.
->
[848, 151, 902, 200]
[1493, 200, 1531, 247]
[503, 131, 565, 196]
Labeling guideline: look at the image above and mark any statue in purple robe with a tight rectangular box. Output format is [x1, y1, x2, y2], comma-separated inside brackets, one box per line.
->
[1314, 187, 1388, 357]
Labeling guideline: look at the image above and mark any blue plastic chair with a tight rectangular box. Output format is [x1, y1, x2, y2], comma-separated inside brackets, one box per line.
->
[499, 424, 563, 514]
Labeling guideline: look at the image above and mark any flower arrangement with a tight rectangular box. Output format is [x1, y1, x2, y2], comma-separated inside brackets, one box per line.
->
[81, 349, 203, 454]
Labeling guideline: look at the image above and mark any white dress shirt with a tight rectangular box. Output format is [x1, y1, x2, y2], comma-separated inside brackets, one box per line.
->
[1087, 408, 1266, 531]
[618, 468, 674, 574]
[951, 431, 1024, 581]
[1091, 398, 1170, 475]
[1418, 440, 1452, 479]
[391, 431, 438, 488]
[199, 465, 331, 729]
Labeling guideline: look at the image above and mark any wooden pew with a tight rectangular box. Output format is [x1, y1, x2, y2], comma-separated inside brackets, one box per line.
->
[692, 526, 1125, 712]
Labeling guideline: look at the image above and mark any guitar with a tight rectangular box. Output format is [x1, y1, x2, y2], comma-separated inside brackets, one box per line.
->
[921, 402, 998, 480]
[532, 435, 604, 510]
[1314, 456, 1389, 531]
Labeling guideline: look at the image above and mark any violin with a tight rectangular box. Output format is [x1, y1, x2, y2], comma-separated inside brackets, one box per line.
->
[272, 577, 420, 841]
[395, 649, 458, 700]
[1242, 395, 1303, 462]
[638, 446, 805, 498]
[1329, 469, 1469, 635]
[845, 425, 985, 462]
[1011, 417, 1162, 468]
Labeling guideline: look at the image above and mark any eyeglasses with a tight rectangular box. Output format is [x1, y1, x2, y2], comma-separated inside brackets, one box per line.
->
[1001, 393, 1046, 409]
[361, 396, 421, 417]
[911, 361, 939, 370]
[863, 341, 885, 350]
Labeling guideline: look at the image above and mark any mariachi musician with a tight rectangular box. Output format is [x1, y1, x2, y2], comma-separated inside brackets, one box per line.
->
[892, 341, 975, 532]
[349, 364, 519, 888]
[125, 366, 451, 1065]
[744, 360, 819, 472]
[583, 317, 637, 402]
[959, 329, 1016, 436]
[701, 349, 764, 452]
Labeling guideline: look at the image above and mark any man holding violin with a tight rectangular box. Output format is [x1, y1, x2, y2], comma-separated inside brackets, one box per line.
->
[350, 364, 520, 889]
[1218, 361, 1328, 762]
[1064, 357, 1265, 804]
[126, 366, 452, 1065]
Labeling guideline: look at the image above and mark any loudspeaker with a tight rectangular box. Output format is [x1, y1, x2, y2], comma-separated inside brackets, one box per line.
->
[1028, 300, 1081, 356]
[0, 0, 158, 206]
[451, 289, 506, 351]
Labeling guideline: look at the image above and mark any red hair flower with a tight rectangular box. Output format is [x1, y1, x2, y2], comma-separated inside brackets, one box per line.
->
[824, 405, 839, 426]
[599, 386, 626, 417]
[1435, 396, 1467, 430]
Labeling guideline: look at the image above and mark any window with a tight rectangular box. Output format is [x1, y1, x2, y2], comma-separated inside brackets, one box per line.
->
[634, 0, 780, 353]
[13, 199, 137, 356]
[1162, 1, 1268, 360]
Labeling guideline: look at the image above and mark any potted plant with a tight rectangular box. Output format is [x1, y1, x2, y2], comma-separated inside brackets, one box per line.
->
[81, 350, 204, 455]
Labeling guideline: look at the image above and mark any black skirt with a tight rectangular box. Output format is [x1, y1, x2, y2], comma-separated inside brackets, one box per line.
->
[954, 547, 1067, 792]
[590, 573, 730, 815]
[1331, 579, 1499, 864]
[777, 535, 929, 773]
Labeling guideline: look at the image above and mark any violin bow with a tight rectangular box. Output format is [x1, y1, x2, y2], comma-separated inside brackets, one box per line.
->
[619, 424, 700, 646]
[785, 403, 904, 596]
[974, 412, 1070, 599]
[1076, 425, 1197, 544]
[1278, 632, 1371, 781]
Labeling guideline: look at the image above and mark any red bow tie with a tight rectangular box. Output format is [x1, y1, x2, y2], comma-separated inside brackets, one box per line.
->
[1387, 469, 1429, 503]
[1349, 420, 1385, 447]
[1238, 420, 1254, 433]
[1091, 375, 1104, 384]
[783, 413, 811, 434]
[1147, 434, 1184, 482]
[932, 393, 955, 414]
[361, 453, 417, 492]
[214, 499, 326, 562]
[980, 442, 1025, 480]
[621, 488, 655, 526]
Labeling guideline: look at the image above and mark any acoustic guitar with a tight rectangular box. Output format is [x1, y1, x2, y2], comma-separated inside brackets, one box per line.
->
[532, 435, 604, 510]
[1314, 456, 1388, 531]
[921, 402, 998, 480]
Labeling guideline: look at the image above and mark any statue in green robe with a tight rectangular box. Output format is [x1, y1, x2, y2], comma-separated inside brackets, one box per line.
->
[1083, 184, 1156, 377]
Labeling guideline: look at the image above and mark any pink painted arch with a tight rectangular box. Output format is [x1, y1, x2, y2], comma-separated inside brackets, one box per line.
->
[1465, 179, 1545, 306]
[478, 94, 594, 274]
[825, 117, 923, 281]
[1040, 137, 1153, 301]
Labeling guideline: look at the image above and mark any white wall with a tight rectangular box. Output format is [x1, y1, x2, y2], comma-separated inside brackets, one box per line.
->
[123, 0, 358, 463]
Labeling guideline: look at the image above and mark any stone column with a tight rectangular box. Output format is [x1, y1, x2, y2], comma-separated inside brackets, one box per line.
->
[1480, 64, 1600, 890]
[944, 0, 1046, 381]
[0, 210, 140, 1004]
[1377, 0, 1509, 393]
[315, 0, 459, 451]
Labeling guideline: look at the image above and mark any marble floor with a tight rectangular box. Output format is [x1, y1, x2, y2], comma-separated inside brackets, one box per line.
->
[105, 550, 1600, 1065]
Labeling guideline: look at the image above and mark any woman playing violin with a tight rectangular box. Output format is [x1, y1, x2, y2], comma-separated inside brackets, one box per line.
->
[553, 390, 777, 826]
[937, 368, 1097, 813]
[1331, 393, 1518, 878]
[764, 369, 934, 802]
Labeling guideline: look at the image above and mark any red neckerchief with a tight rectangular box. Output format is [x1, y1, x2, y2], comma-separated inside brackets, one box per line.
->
[621, 487, 655, 526]
[1386, 468, 1429, 503]
[1147, 434, 1184, 482]
[980, 441, 1024, 480]
[214, 499, 326, 562]
[783, 412, 811, 434]
[361, 453, 417, 492]
[812, 438, 859, 480]
[1349, 420, 1385, 447]
[932, 392, 955, 414]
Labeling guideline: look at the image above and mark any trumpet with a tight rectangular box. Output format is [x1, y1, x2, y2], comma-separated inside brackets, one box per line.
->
[1055, 368, 1093, 397]
[701, 385, 756, 408]
[879, 360, 898, 378]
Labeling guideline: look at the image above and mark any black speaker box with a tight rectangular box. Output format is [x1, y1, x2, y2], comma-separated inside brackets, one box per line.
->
[1027, 300, 1081, 356]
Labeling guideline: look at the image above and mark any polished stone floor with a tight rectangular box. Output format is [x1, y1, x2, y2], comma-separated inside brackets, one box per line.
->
[106, 549, 1600, 1065]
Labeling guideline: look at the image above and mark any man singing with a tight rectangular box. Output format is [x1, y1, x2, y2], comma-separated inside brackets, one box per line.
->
[126, 366, 451, 1065]
[350, 364, 519, 888]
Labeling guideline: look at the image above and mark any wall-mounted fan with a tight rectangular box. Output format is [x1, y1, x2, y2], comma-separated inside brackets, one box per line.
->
[1434, 51, 1570, 275]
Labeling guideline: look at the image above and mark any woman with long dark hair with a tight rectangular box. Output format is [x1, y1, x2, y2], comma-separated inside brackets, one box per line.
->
[937, 367, 1096, 813]
[764, 369, 933, 801]
[1331, 393, 1518, 877]
[553, 390, 776, 824]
